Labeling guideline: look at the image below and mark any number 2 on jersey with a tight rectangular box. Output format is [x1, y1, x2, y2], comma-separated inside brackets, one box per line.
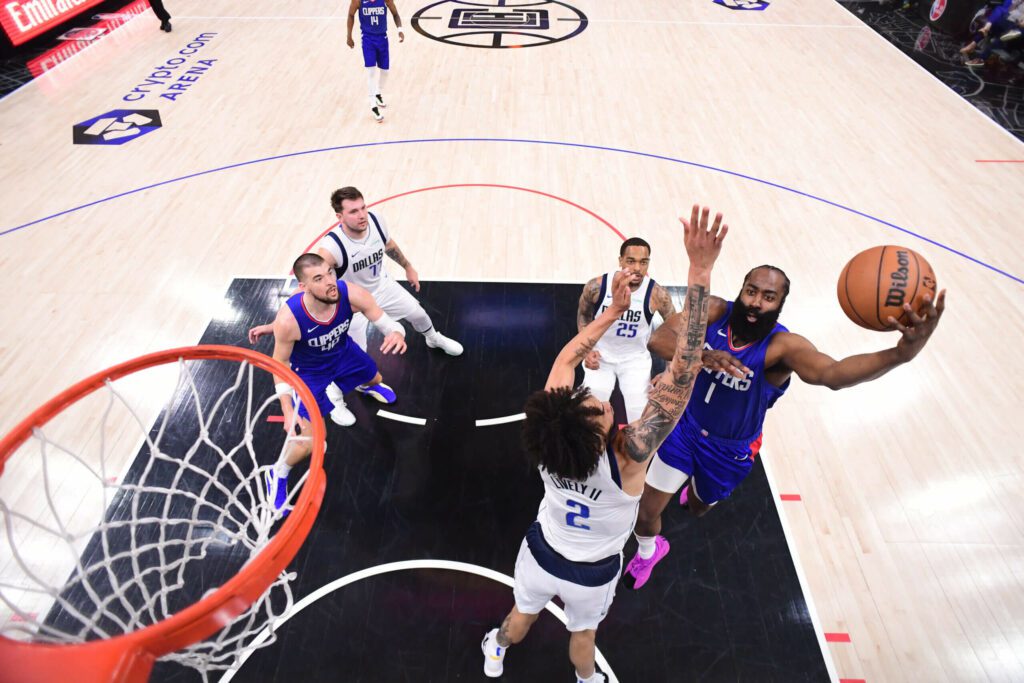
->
[615, 322, 638, 338]
[565, 499, 591, 530]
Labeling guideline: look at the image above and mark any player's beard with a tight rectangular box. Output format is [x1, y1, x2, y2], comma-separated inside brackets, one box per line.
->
[313, 288, 340, 305]
[729, 298, 782, 342]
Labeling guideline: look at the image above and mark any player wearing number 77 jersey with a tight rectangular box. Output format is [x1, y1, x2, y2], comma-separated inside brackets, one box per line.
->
[480, 206, 727, 683]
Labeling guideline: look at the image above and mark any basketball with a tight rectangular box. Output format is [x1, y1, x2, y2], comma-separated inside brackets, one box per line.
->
[837, 245, 938, 331]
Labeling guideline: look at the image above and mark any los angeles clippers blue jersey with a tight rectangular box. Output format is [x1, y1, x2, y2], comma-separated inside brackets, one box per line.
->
[359, 0, 388, 35]
[285, 283, 355, 379]
[686, 301, 790, 441]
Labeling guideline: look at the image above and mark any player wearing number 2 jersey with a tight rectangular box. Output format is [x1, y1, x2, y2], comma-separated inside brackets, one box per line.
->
[577, 238, 676, 422]
[480, 206, 728, 683]
[622, 264, 947, 590]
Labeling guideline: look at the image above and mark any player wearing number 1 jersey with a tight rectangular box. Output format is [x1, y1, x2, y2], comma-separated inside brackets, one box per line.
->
[578, 238, 676, 422]
[480, 206, 727, 683]
[622, 265, 947, 590]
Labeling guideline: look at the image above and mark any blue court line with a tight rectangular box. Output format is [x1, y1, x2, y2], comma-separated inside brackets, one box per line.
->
[4, 137, 1020, 285]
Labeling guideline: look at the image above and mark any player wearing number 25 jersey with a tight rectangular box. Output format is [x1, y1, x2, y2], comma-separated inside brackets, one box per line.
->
[481, 205, 728, 683]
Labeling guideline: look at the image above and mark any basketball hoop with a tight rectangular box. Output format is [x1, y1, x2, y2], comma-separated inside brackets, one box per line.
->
[0, 345, 326, 683]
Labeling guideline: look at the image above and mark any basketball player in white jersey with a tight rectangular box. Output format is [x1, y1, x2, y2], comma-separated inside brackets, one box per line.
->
[249, 186, 462, 424]
[578, 238, 677, 422]
[481, 205, 728, 682]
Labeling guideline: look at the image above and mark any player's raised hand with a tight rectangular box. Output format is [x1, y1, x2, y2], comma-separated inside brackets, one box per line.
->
[890, 289, 946, 362]
[380, 332, 407, 355]
[609, 268, 632, 314]
[680, 204, 728, 271]
[398, 29, 405, 43]
[584, 349, 602, 370]
[701, 349, 750, 379]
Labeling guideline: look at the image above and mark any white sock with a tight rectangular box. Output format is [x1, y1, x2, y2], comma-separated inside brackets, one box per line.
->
[576, 671, 601, 683]
[366, 67, 378, 106]
[635, 534, 656, 560]
[377, 67, 389, 96]
[274, 460, 292, 479]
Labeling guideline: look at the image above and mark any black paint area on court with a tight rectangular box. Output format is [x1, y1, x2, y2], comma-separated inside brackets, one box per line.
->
[78, 278, 826, 682]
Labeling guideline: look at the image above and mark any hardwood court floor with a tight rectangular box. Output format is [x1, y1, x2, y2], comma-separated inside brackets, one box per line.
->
[1, 1, 1023, 681]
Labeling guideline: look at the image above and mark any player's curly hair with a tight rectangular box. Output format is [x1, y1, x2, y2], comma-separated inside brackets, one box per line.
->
[522, 386, 606, 481]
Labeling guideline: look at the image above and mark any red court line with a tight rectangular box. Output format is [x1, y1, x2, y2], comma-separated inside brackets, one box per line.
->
[825, 632, 851, 643]
[299, 183, 625, 256]
[839, 679, 867, 683]
[975, 160, 1024, 163]
[780, 493, 802, 501]
[267, 415, 285, 423]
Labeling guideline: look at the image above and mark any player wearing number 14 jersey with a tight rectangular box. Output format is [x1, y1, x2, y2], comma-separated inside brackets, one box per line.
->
[481, 206, 728, 683]
[623, 264, 947, 590]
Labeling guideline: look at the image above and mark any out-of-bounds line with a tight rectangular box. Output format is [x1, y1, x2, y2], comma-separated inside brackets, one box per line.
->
[587, 19, 866, 29]
[216, 559, 619, 683]
[376, 410, 427, 426]
[475, 413, 526, 427]
[759, 448, 840, 683]
[5, 137, 1019, 285]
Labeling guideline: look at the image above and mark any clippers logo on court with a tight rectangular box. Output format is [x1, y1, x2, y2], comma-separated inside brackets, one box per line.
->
[72, 110, 162, 145]
[929, 0, 947, 22]
[412, 0, 586, 49]
[713, 0, 770, 10]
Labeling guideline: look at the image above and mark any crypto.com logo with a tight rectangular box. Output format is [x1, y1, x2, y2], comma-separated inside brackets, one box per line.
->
[72, 110, 162, 145]
[412, 0, 587, 49]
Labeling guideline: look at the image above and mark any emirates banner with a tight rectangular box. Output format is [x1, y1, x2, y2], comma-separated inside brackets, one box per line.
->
[2, 0, 111, 46]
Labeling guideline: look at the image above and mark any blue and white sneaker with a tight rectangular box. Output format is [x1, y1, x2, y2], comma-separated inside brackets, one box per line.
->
[356, 382, 396, 404]
[481, 628, 504, 678]
[265, 470, 290, 517]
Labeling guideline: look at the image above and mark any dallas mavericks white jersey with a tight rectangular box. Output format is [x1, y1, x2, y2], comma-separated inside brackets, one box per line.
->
[537, 439, 641, 562]
[593, 271, 656, 363]
[317, 211, 391, 294]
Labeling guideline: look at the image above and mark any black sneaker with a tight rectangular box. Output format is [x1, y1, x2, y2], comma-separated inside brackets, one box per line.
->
[375, 93, 386, 108]
[160, 20, 172, 32]
[371, 106, 383, 122]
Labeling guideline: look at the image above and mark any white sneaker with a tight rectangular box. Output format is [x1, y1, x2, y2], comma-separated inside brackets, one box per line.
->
[481, 628, 504, 678]
[325, 382, 344, 406]
[371, 105, 383, 122]
[330, 403, 356, 427]
[425, 332, 463, 356]
[375, 93, 386, 108]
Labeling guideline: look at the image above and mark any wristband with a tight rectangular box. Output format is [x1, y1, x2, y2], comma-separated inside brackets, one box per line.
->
[275, 382, 292, 396]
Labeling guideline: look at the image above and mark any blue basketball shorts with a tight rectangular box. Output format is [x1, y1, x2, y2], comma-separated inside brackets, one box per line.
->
[648, 411, 764, 504]
[361, 33, 389, 69]
[292, 345, 378, 420]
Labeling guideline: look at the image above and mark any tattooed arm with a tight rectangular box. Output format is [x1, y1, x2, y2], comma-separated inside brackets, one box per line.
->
[649, 283, 677, 322]
[618, 206, 728, 465]
[577, 276, 602, 332]
[384, 239, 421, 292]
[545, 270, 632, 390]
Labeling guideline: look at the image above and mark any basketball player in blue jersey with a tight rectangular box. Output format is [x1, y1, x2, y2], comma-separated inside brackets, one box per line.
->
[481, 206, 728, 683]
[577, 238, 677, 422]
[265, 253, 407, 513]
[347, 0, 404, 122]
[622, 263, 946, 589]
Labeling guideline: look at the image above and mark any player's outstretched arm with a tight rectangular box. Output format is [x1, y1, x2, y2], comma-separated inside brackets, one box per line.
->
[650, 283, 677, 321]
[346, 0, 358, 47]
[384, 239, 420, 291]
[779, 290, 946, 390]
[348, 282, 408, 355]
[648, 292, 747, 379]
[577, 276, 603, 370]
[619, 206, 726, 464]
[384, 0, 405, 41]
[271, 307, 301, 431]
[545, 270, 632, 390]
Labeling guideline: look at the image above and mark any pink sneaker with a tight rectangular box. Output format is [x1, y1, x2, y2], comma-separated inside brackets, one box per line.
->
[679, 486, 689, 507]
[622, 536, 670, 590]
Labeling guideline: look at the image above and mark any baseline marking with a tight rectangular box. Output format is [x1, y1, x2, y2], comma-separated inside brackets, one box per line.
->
[216, 559, 619, 683]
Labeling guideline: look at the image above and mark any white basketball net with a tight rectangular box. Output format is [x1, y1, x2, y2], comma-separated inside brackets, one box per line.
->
[0, 356, 314, 681]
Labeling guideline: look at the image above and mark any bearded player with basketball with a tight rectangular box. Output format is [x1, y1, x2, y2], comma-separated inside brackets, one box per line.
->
[622, 262, 946, 589]
[266, 253, 406, 514]
[481, 206, 727, 683]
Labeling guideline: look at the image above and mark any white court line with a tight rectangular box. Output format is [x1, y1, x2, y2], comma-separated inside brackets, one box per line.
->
[376, 410, 427, 426]
[759, 448, 840, 683]
[217, 559, 619, 683]
[475, 413, 526, 427]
